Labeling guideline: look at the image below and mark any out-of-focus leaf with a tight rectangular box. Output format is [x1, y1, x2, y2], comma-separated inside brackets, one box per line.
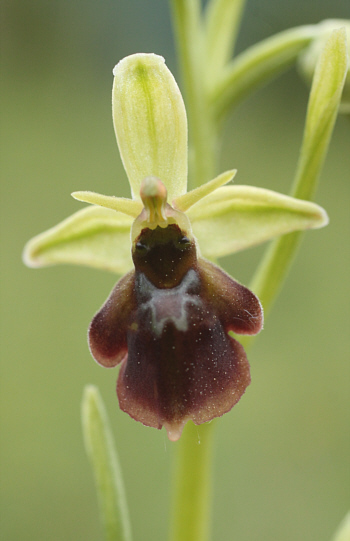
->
[249, 27, 348, 318]
[82, 386, 132, 541]
[331, 512, 350, 541]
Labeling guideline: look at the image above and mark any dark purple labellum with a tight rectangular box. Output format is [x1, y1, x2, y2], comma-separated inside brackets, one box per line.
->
[89, 224, 263, 440]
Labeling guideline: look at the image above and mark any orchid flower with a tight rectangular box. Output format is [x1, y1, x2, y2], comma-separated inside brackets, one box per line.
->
[24, 53, 328, 441]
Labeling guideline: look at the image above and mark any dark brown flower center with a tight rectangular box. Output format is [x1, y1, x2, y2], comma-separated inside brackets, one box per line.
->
[132, 224, 197, 288]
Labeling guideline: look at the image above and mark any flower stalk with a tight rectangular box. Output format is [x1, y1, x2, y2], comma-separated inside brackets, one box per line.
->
[170, 0, 217, 186]
[170, 422, 214, 541]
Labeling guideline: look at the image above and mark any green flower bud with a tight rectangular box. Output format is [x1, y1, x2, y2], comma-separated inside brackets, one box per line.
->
[298, 20, 350, 114]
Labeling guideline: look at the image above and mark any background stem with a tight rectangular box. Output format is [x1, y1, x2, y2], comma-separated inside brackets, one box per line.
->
[170, 0, 217, 187]
[169, 3, 219, 540]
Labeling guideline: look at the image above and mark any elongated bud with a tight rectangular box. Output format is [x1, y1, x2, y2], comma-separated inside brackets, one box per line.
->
[298, 20, 350, 114]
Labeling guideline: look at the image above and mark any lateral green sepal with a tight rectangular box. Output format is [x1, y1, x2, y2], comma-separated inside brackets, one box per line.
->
[188, 185, 328, 258]
[23, 206, 133, 274]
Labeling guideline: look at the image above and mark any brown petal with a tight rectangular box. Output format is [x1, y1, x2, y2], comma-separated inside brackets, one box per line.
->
[89, 271, 136, 367]
[198, 258, 263, 335]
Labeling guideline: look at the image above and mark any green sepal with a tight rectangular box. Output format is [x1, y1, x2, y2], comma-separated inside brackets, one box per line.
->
[173, 170, 236, 211]
[112, 53, 188, 202]
[23, 206, 133, 274]
[72, 191, 142, 218]
[82, 385, 132, 541]
[188, 185, 328, 258]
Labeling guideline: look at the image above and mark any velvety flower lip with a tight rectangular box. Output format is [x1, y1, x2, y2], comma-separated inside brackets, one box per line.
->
[89, 178, 263, 441]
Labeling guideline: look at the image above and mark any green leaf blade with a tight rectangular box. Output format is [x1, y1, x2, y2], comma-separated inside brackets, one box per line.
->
[82, 386, 132, 541]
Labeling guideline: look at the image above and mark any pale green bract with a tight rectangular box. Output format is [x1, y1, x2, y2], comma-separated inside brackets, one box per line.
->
[23, 53, 328, 275]
[298, 20, 350, 114]
[82, 386, 132, 541]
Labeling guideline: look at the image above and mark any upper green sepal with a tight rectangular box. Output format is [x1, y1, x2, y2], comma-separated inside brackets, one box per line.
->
[112, 54, 188, 202]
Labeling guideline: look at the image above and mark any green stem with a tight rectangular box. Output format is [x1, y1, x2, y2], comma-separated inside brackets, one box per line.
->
[249, 231, 302, 316]
[169, 3, 220, 540]
[210, 25, 319, 120]
[169, 421, 215, 541]
[204, 0, 247, 80]
[170, 0, 217, 187]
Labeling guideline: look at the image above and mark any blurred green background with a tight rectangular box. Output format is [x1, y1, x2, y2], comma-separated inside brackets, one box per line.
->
[1, 1, 349, 540]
